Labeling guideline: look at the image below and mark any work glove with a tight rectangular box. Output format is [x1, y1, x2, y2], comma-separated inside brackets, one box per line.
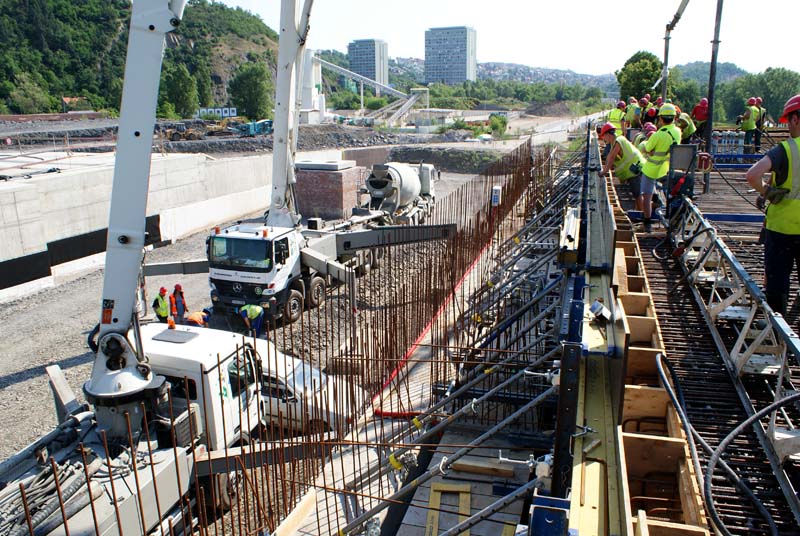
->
[765, 186, 790, 204]
[756, 195, 766, 210]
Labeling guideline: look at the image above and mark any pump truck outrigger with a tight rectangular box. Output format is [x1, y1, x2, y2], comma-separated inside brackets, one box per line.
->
[0, 1, 369, 535]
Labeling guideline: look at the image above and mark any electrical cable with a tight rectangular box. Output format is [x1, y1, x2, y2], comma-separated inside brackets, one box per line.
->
[713, 165, 761, 211]
[704, 391, 800, 536]
[656, 354, 778, 536]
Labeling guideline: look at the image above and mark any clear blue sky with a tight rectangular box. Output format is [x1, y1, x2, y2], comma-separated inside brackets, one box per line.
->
[219, 0, 792, 76]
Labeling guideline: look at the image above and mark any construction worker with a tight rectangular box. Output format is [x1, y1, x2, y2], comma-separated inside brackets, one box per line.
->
[607, 101, 626, 134]
[640, 103, 682, 232]
[745, 95, 800, 315]
[643, 106, 659, 128]
[239, 304, 265, 338]
[675, 112, 697, 144]
[625, 97, 641, 130]
[633, 122, 657, 148]
[691, 97, 709, 134]
[600, 122, 645, 210]
[170, 283, 188, 324]
[755, 97, 767, 153]
[186, 309, 211, 327]
[738, 97, 759, 154]
[152, 287, 169, 323]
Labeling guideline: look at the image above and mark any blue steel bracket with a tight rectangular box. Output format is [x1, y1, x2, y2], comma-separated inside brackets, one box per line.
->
[530, 491, 576, 536]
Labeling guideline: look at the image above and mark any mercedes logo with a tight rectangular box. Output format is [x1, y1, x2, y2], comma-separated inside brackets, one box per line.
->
[232, 283, 242, 293]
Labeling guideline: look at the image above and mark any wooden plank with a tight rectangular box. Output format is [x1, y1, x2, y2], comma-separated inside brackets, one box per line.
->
[626, 347, 661, 382]
[623, 432, 685, 477]
[627, 275, 646, 293]
[635, 510, 651, 536]
[678, 459, 706, 527]
[622, 386, 668, 427]
[425, 482, 471, 536]
[619, 293, 652, 317]
[631, 517, 709, 536]
[274, 489, 317, 536]
[451, 457, 516, 478]
[615, 248, 629, 295]
[628, 316, 657, 347]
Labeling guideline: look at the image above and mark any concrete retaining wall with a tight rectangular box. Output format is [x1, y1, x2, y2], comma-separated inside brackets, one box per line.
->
[0, 148, 340, 301]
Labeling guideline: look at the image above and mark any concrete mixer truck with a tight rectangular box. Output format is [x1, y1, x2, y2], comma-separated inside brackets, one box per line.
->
[208, 160, 451, 323]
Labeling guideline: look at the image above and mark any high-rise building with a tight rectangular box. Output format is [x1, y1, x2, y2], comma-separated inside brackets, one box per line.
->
[424, 26, 477, 85]
[347, 39, 389, 88]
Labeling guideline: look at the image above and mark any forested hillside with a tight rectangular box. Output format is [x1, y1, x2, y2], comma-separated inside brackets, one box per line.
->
[0, 0, 277, 116]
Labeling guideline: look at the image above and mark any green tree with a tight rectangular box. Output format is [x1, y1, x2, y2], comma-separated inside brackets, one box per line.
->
[365, 96, 388, 110]
[165, 64, 199, 118]
[9, 72, 54, 113]
[195, 63, 214, 107]
[489, 113, 508, 136]
[228, 61, 272, 119]
[616, 51, 662, 101]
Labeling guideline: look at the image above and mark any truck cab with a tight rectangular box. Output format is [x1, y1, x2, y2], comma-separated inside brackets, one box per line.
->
[140, 322, 263, 450]
[207, 222, 308, 321]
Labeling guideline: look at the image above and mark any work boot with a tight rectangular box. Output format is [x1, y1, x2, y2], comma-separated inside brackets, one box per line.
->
[643, 218, 652, 233]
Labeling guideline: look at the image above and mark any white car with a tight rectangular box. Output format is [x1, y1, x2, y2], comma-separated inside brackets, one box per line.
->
[256, 346, 366, 434]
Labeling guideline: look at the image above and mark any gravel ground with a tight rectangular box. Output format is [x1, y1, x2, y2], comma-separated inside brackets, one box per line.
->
[0, 171, 477, 461]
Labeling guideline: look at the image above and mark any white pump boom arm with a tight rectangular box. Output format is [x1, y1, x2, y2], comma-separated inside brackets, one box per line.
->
[85, 0, 186, 403]
[267, 0, 314, 229]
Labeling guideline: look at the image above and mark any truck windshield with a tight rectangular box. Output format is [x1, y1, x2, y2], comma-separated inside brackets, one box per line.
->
[210, 237, 273, 271]
[286, 362, 327, 393]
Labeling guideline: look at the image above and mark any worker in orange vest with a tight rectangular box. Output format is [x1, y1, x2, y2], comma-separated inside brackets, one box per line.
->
[186, 309, 211, 327]
[169, 284, 188, 324]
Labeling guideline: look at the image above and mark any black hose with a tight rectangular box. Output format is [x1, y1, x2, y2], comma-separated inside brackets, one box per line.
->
[656, 354, 778, 536]
[704, 391, 800, 536]
[87, 323, 99, 353]
[667, 227, 717, 295]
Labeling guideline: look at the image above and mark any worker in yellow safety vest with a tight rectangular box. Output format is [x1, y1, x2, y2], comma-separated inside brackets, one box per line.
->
[625, 97, 641, 129]
[152, 287, 169, 323]
[239, 304, 265, 338]
[640, 103, 682, 232]
[745, 94, 800, 315]
[600, 122, 646, 211]
[739, 97, 760, 154]
[607, 100, 626, 133]
[675, 112, 696, 143]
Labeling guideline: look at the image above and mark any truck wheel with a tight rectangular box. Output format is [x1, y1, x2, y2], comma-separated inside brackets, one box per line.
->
[284, 290, 303, 322]
[170, 132, 181, 142]
[307, 277, 326, 309]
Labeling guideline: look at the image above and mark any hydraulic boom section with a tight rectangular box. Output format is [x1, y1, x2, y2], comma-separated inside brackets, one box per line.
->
[83, 0, 187, 438]
[268, 0, 314, 229]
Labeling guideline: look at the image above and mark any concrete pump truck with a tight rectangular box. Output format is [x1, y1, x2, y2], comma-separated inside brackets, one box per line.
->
[0, 1, 364, 535]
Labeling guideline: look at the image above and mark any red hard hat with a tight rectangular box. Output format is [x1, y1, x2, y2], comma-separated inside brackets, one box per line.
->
[643, 122, 657, 133]
[655, 96, 663, 105]
[646, 107, 658, 118]
[639, 97, 649, 106]
[174, 283, 182, 291]
[645, 93, 651, 100]
[700, 98, 708, 105]
[617, 100, 626, 109]
[599, 122, 616, 137]
[747, 97, 756, 106]
[779, 94, 800, 123]
[159, 287, 167, 294]
[756, 97, 762, 104]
